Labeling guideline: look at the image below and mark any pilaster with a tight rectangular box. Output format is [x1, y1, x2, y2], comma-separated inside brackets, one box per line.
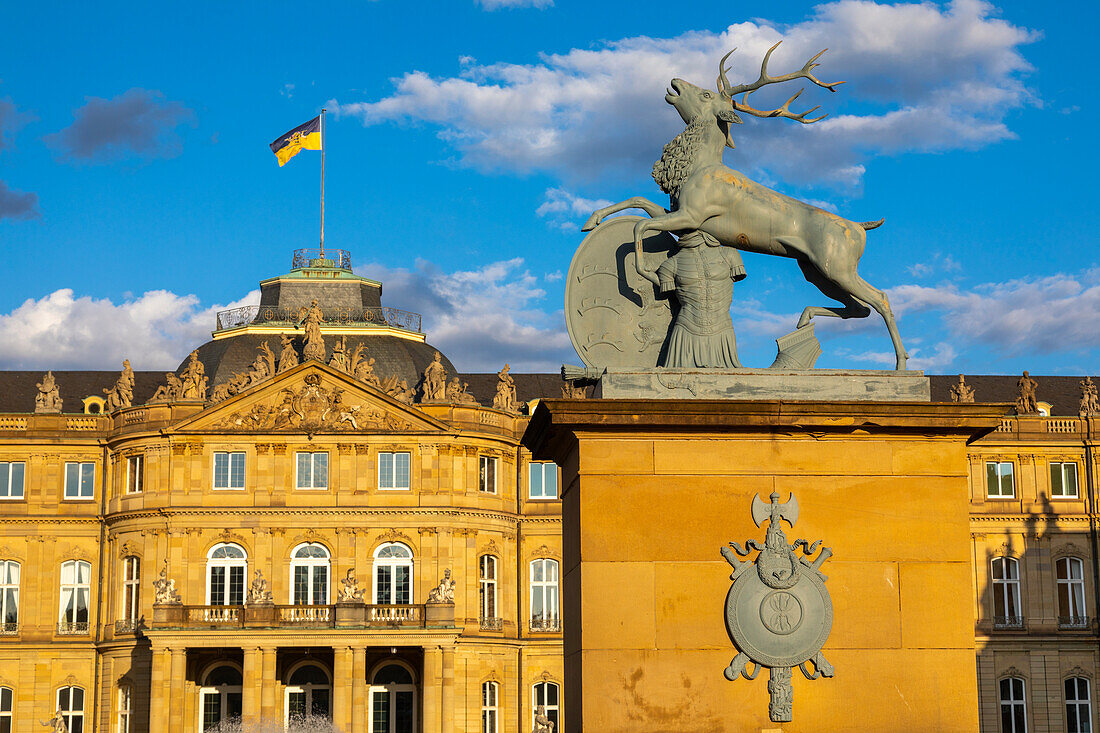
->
[242, 646, 261, 725]
[333, 645, 353, 733]
[423, 645, 442, 733]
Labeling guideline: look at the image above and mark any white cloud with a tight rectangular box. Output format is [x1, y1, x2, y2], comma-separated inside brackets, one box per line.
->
[845, 341, 957, 370]
[891, 271, 1100, 355]
[536, 187, 612, 230]
[332, 0, 1035, 188]
[0, 288, 258, 370]
[475, 0, 552, 8]
[355, 258, 572, 371]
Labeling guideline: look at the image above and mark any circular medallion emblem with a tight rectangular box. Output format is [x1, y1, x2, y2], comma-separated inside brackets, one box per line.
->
[759, 590, 803, 635]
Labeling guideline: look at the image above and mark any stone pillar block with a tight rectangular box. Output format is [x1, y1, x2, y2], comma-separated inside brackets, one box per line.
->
[335, 601, 368, 626]
[426, 602, 455, 627]
[152, 604, 184, 627]
[244, 603, 276, 626]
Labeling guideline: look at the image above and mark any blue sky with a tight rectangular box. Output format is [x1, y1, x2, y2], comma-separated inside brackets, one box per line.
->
[1, 0, 1098, 375]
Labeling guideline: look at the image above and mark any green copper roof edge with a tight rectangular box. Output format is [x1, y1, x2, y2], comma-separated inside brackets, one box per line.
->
[259, 271, 383, 287]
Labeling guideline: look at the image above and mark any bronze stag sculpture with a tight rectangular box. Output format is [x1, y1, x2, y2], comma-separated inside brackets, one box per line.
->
[582, 43, 909, 370]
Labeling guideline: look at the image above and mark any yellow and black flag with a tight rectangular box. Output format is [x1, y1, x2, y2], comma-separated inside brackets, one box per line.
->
[270, 115, 322, 166]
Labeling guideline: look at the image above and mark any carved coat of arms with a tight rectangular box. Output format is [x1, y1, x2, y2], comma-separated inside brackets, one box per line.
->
[721, 491, 834, 722]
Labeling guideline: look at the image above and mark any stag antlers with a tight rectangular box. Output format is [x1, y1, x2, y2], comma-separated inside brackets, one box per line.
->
[716, 42, 845, 124]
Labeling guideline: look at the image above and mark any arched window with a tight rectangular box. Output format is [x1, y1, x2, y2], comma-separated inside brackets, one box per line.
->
[373, 544, 413, 605]
[991, 557, 1022, 629]
[207, 544, 247, 606]
[369, 663, 415, 733]
[200, 664, 243, 730]
[530, 559, 560, 631]
[532, 681, 560, 733]
[479, 555, 498, 628]
[59, 560, 91, 634]
[999, 677, 1026, 733]
[122, 557, 140, 627]
[481, 681, 499, 733]
[1057, 557, 1088, 628]
[1066, 677, 1091, 733]
[0, 687, 12, 733]
[117, 684, 132, 733]
[0, 560, 18, 633]
[57, 686, 85, 733]
[290, 544, 330, 605]
[285, 663, 331, 722]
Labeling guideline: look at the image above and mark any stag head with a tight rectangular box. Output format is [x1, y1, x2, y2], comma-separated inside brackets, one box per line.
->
[667, 42, 845, 147]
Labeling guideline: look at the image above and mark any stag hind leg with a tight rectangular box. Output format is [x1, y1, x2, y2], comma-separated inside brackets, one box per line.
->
[795, 260, 909, 371]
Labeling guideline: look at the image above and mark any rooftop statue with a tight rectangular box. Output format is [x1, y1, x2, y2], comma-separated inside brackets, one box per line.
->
[180, 351, 207, 400]
[570, 43, 909, 371]
[149, 372, 184, 402]
[104, 360, 135, 411]
[493, 363, 518, 413]
[296, 299, 327, 362]
[277, 333, 300, 373]
[35, 371, 63, 413]
[1080, 377, 1099, 417]
[446, 377, 479, 405]
[1015, 371, 1039, 415]
[950, 374, 975, 403]
[421, 351, 447, 401]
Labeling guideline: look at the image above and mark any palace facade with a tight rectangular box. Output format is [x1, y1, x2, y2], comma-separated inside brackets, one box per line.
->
[0, 251, 1098, 733]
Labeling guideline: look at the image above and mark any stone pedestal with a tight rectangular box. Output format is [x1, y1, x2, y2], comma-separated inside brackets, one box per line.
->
[244, 603, 276, 625]
[152, 603, 183, 626]
[335, 601, 368, 626]
[524, 398, 1003, 733]
[426, 602, 455, 627]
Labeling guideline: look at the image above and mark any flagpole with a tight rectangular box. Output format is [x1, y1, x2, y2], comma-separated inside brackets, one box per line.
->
[320, 109, 326, 259]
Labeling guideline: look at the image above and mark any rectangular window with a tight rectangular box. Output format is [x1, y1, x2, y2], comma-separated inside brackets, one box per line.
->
[479, 456, 498, 494]
[1, 561, 18, 633]
[529, 462, 559, 499]
[296, 452, 329, 490]
[117, 686, 132, 733]
[986, 461, 1016, 499]
[1050, 462, 1079, 499]
[0, 462, 25, 499]
[1066, 677, 1091, 733]
[125, 456, 143, 494]
[482, 681, 498, 733]
[122, 557, 140, 625]
[1, 686, 12, 733]
[212, 452, 245, 490]
[64, 462, 95, 500]
[999, 677, 1026, 733]
[378, 452, 411, 490]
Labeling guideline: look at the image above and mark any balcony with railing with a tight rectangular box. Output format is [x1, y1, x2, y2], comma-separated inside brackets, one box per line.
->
[530, 616, 561, 633]
[215, 304, 422, 334]
[57, 620, 89, 635]
[292, 248, 353, 271]
[0, 621, 17, 635]
[151, 603, 429, 629]
[992, 615, 1025, 630]
[1059, 615, 1091, 630]
[480, 617, 503, 631]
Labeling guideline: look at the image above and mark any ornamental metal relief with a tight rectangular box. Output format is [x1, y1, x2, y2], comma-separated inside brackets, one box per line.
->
[721, 491, 834, 722]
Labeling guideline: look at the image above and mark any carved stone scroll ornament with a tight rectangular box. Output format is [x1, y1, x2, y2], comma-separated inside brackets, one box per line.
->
[103, 359, 135, 411]
[950, 374, 975, 403]
[1079, 377, 1099, 417]
[35, 371, 63, 413]
[209, 343, 275, 404]
[721, 491, 833, 723]
[152, 560, 181, 605]
[426, 568, 455, 604]
[351, 345, 381, 387]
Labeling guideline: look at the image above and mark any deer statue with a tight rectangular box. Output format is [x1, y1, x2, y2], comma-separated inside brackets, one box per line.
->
[581, 43, 909, 370]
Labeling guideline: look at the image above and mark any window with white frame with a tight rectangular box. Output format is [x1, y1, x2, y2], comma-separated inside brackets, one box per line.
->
[57, 686, 85, 733]
[285, 663, 331, 721]
[0, 462, 24, 500]
[529, 462, 558, 500]
[479, 555, 497, 624]
[1051, 462, 1079, 499]
[986, 461, 1016, 498]
[122, 557, 140, 626]
[530, 559, 560, 631]
[213, 452, 245, 490]
[1057, 557, 1088, 628]
[64, 462, 95, 500]
[125, 455, 143, 494]
[291, 543, 330, 605]
[200, 665, 243, 730]
[0, 686, 11, 733]
[207, 544, 247, 606]
[481, 681, 499, 733]
[0, 561, 18, 633]
[369, 663, 416, 733]
[1065, 677, 1091, 733]
[296, 452, 329, 490]
[373, 543, 413, 605]
[378, 452, 411, 490]
[532, 681, 560, 733]
[58, 560, 91, 633]
[479, 455, 498, 494]
[999, 677, 1027, 733]
[991, 557, 1022, 628]
[117, 685, 132, 733]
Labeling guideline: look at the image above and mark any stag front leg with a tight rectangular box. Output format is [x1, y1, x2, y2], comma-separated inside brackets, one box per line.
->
[581, 197, 669, 232]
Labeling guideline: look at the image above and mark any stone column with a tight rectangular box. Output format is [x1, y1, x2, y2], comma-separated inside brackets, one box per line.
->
[260, 647, 278, 721]
[352, 647, 368, 733]
[422, 645, 442, 733]
[333, 645, 353, 733]
[242, 647, 262, 726]
[149, 646, 169, 733]
[168, 648, 187, 733]
[441, 646, 455, 733]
